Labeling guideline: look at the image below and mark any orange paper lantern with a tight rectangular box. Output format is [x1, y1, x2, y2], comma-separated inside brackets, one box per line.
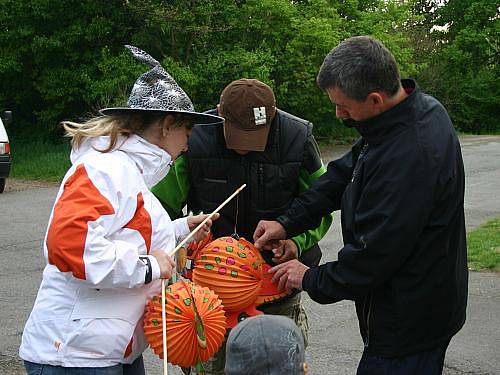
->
[193, 237, 263, 313]
[143, 280, 226, 367]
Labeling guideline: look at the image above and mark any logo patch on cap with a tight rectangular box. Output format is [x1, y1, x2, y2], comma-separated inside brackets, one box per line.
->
[253, 107, 267, 126]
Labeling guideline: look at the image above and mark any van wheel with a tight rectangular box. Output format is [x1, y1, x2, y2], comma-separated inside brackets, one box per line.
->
[0, 178, 5, 193]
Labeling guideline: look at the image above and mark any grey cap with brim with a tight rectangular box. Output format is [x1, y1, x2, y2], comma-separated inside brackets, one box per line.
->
[225, 315, 306, 375]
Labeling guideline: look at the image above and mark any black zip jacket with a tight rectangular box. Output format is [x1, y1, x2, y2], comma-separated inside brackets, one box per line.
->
[277, 80, 468, 357]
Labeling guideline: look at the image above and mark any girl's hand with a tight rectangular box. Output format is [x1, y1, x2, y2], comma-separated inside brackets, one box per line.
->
[187, 213, 220, 242]
[151, 251, 176, 279]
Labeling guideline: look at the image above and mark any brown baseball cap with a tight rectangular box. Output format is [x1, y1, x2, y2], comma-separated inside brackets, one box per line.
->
[220, 79, 277, 152]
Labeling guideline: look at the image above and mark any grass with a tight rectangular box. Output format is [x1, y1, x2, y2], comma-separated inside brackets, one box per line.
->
[467, 217, 500, 272]
[9, 139, 71, 182]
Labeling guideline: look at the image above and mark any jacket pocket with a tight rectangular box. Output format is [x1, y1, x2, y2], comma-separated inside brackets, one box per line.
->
[71, 288, 146, 324]
[203, 177, 228, 184]
[65, 288, 146, 360]
[196, 177, 230, 205]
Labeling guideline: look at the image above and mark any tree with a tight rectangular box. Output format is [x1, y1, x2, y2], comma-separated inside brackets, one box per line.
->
[0, 0, 418, 141]
[0, 0, 142, 139]
[414, 0, 499, 133]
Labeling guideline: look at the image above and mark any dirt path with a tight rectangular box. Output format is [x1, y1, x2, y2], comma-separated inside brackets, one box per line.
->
[3, 178, 57, 193]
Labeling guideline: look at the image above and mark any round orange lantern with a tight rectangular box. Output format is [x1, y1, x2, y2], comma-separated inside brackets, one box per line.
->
[192, 236, 290, 327]
[143, 280, 226, 368]
[193, 237, 262, 310]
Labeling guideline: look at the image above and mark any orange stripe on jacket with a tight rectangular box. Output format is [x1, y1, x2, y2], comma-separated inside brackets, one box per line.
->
[47, 164, 115, 280]
[124, 337, 134, 358]
[124, 192, 152, 253]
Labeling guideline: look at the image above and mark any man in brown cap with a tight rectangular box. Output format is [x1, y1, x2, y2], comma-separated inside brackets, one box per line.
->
[152, 78, 332, 374]
[218, 79, 277, 152]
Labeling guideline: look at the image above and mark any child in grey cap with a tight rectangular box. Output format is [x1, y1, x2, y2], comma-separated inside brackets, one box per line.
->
[225, 315, 308, 375]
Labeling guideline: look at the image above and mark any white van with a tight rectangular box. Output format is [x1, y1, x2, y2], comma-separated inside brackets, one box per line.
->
[0, 111, 12, 193]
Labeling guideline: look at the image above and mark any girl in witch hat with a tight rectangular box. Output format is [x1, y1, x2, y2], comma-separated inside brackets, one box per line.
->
[20, 45, 221, 375]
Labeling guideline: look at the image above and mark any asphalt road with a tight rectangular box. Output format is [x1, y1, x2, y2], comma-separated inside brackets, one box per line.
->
[0, 136, 499, 374]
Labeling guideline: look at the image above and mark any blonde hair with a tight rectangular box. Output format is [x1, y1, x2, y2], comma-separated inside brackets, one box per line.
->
[63, 112, 191, 153]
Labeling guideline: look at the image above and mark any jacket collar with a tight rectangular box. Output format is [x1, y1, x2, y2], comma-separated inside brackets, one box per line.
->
[347, 79, 419, 144]
[119, 134, 172, 175]
[71, 134, 172, 177]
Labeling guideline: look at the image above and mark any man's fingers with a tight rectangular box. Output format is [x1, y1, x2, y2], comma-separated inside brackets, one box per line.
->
[277, 272, 288, 291]
[273, 247, 283, 257]
[253, 221, 287, 249]
[285, 278, 296, 292]
[277, 254, 291, 263]
[273, 249, 293, 264]
[254, 234, 269, 250]
[255, 234, 281, 250]
[253, 226, 266, 246]
[268, 262, 285, 273]
[271, 251, 282, 264]
[262, 240, 278, 251]
[270, 264, 287, 283]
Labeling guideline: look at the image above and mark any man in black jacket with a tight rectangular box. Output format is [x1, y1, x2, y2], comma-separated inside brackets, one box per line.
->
[254, 36, 468, 374]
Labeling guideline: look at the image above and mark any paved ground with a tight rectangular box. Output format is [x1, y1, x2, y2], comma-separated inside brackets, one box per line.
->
[0, 136, 498, 374]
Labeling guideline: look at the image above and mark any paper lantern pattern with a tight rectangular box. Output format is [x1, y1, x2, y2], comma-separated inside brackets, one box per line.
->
[193, 237, 262, 311]
[177, 232, 214, 279]
[187, 232, 214, 260]
[255, 262, 290, 305]
[143, 280, 226, 367]
[192, 236, 289, 327]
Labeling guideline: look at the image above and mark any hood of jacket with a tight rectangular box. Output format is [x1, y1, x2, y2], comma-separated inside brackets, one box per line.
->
[70, 134, 173, 188]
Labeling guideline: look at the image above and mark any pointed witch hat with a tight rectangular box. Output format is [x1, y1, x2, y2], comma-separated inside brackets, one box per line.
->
[100, 45, 222, 125]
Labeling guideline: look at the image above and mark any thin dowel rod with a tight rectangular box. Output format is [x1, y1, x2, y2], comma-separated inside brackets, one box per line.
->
[161, 279, 168, 375]
[172, 184, 246, 255]
[160, 184, 246, 374]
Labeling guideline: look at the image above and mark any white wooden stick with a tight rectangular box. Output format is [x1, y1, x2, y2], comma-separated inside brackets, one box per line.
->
[172, 184, 246, 255]
[161, 278, 168, 375]
[160, 183, 245, 375]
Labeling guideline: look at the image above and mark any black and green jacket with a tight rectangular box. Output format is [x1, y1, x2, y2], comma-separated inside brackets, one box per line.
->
[152, 109, 333, 267]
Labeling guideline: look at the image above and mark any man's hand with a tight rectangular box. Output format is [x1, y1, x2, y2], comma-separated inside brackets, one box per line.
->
[187, 213, 220, 242]
[269, 259, 309, 291]
[253, 220, 287, 250]
[272, 239, 299, 264]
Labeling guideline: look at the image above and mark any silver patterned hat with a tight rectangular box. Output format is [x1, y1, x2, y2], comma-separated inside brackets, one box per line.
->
[100, 45, 222, 124]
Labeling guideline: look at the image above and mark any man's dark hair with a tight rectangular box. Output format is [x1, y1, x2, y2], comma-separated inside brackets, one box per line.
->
[317, 36, 401, 101]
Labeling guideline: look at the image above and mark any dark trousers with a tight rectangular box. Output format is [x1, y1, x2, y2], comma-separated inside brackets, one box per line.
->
[24, 355, 145, 375]
[357, 340, 450, 375]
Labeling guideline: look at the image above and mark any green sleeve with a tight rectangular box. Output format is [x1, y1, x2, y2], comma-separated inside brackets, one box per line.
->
[151, 155, 190, 219]
[291, 135, 334, 255]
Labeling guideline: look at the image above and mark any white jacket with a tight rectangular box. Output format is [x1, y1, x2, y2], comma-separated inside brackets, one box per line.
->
[19, 134, 189, 367]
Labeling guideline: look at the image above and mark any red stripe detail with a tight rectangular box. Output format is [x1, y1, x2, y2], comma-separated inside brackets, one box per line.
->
[124, 192, 152, 253]
[47, 164, 115, 280]
[124, 337, 134, 358]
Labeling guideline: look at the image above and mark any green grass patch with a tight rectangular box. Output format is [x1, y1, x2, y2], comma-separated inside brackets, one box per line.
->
[10, 139, 71, 182]
[467, 217, 500, 272]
